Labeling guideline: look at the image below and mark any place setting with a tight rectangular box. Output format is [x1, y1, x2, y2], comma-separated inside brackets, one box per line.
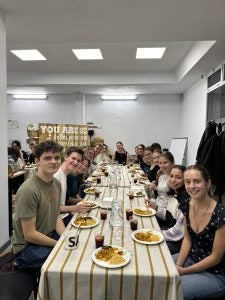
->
[71, 215, 99, 229]
[131, 228, 164, 245]
[91, 231, 131, 269]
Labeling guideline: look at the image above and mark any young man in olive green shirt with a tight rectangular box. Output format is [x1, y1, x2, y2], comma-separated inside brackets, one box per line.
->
[13, 140, 65, 269]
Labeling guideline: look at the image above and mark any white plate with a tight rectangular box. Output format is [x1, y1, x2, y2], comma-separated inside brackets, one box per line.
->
[131, 229, 164, 245]
[72, 216, 99, 229]
[92, 246, 131, 269]
[90, 177, 97, 183]
[84, 201, 100, 209]
[139, 180, 150, 185]
[127, 191, 145, 197]
[127, 192, 145, 197]
[84, 188, 96, 194]
[133, 207, 156, 217]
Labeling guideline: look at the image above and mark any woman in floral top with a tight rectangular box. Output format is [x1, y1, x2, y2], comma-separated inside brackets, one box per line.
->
[173, 165, 225, 299]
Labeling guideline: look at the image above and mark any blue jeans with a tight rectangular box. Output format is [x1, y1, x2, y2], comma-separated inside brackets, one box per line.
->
[15, 231, 59, 270]
[173, 253, 225, 299]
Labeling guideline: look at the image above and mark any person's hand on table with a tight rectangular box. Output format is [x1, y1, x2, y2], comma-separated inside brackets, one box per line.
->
[144, 198, 157, 210]
[76, 201, 92, 213]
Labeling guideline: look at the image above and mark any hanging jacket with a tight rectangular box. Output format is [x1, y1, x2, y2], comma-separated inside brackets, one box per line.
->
[196, 121, 225, 192]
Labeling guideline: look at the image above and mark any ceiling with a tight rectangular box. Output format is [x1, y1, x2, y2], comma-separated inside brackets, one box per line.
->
[1, 0, 225, 96]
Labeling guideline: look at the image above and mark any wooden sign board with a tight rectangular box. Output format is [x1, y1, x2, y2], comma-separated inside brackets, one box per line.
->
[38, 123, 89, 148]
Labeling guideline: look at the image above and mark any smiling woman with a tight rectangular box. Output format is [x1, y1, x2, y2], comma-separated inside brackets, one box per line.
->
[173, 165, 225, 300]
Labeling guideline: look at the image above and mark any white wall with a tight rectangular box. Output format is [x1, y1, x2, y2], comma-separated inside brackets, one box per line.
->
[85, 94, 181, 154]
[0, 10, 9, 249]
[7, 94, 83, 150]
[8, 83, 210, 166]
[180, 78, 207, 165]
[7, 94, 181, 154]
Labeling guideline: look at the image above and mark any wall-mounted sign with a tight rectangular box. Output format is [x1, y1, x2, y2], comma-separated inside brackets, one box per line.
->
[26, 123, 89, 148]
[38, 123, 89, 148]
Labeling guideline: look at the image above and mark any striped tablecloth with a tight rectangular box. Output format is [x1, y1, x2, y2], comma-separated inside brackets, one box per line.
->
[88, 165, 143, 187]
[38, 186, 182, 300]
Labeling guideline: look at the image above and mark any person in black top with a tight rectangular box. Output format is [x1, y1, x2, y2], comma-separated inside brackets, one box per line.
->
[11, 140, 28, 164]
[147, 149, 161, 182]
[134, 144, 145, 164]
[27, 143, 36, 164]
[66, 158, 91, 204]
[173, 165, 225, 300]
[141, 146, 152, 174]
[113, 141, 130, 164]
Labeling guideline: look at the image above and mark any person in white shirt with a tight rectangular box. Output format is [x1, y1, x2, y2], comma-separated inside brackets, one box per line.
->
[93, 143, 104, 165]
[54, 147, 92, 226]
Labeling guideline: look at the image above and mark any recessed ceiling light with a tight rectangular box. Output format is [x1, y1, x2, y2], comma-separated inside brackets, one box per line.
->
[10, 49, 47, 61]
[136, 47, 166, 59]
[12, 94, 48, 99]
[101, 95, 137, 100]
[72, 49, 103, 60]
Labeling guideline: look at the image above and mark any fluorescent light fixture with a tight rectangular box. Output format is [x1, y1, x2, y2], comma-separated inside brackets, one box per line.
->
[10, 49, 47, 61]
[72, 49, 103, 60]
[101, 95, 137, 100]
[136, 47, 166, 59]
[12, 94, 48, 100]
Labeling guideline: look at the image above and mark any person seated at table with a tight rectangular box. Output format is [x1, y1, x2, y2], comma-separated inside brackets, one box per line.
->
[173, 165, 225, 300]
[134, 144, 145, 164]
[27, 142, 36, 164]
[147, 149, 161, 182]
[144, 149, 161, 198]
[66, 158, 91, 203]
[86, 147, 97, 174]
[8, 147, 25, 171]
[141, 146, 152, 174]
[102, 143, 112, 161]
[54, 147, 92, 226]
[150, 142, 162, 152]
[146, 165, 188, 254]
[113, 141, 130, 164]
[13, 140, 65, 270]
[93, 143, 104, 165]
[11, 140, 28, 164]
[81, 145, 89, 158]
[149, 151, 175, 208]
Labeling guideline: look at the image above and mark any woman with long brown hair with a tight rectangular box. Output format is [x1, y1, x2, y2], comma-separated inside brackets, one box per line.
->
[174, 165, 225, 299]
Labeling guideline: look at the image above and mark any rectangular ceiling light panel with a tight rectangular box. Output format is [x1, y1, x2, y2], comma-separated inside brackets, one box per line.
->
[72, 49, 103, 60]
[101, 95, 137, 100]
[136, 47, 166, 59]
[12, 94, 48, 99]
[10, 49, 47, 61]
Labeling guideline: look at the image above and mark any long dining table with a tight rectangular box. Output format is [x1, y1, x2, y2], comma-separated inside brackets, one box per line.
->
[38, 165, 183, 300]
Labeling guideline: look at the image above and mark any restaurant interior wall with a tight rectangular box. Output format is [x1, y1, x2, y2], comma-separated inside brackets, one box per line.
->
[7, 94, 181, 154]
[85, 94, 181, 153]
[0, 10, 9, 250]
[180, 78, 207, 165]
[7, 94, 83, 151]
